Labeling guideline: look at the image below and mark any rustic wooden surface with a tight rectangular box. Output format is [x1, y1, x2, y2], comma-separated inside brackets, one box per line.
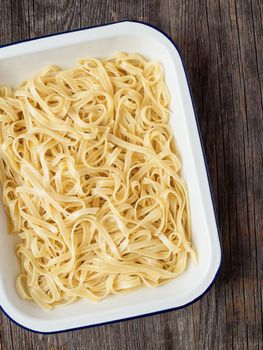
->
[0, 0, 262, 349]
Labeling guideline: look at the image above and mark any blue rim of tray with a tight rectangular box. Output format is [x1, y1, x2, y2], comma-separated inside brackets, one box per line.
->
[0, 20, 222, 334]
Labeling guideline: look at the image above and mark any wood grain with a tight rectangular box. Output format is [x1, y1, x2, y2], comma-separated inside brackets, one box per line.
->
[0, 0, 262, 349]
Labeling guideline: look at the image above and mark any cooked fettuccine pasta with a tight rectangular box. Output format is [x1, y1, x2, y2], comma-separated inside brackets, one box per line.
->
[0, 53, 195, 309]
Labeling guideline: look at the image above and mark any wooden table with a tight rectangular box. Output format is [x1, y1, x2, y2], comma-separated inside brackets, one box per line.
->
[0, 1, 262, 349]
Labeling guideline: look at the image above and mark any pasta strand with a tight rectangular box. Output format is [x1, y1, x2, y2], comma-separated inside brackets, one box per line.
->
[0, 53, 194, 309]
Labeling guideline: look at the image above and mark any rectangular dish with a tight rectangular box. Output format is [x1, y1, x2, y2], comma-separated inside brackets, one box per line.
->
[0, 21, 221, 333]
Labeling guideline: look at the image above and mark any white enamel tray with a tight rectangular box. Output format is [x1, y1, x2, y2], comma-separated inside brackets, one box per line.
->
[0, 21, 221, 333]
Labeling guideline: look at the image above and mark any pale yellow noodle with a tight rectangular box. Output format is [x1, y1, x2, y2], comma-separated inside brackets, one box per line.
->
[0, 53, 195, 310]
